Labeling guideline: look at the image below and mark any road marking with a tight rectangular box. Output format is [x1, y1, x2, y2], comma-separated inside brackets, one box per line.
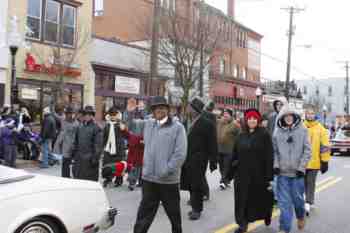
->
[214, 176, 341, 233]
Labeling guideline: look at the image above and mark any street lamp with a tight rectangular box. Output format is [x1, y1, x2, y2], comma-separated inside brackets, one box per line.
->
[8, 16, 21, 108]
[255, 87, 262, 111]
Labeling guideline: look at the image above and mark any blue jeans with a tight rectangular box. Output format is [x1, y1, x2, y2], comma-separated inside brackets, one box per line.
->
[41, 139, 53, 167]
[277, 176, 305, 233]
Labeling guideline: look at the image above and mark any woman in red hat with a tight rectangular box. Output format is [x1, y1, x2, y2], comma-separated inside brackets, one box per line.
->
[227, 108, 274, 233]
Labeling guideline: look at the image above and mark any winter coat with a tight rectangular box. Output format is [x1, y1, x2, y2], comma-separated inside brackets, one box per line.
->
[0, 126, 18, 145]
[202, 110, 217, 127]
[273, 106, 311, 177]
[267, 112, 278, 136]
[103, 122, 126, 164]
[304, 120, 331, 170]
[40, 114, 57, 140]
[54, 120, 78, 158]
[124, 131, 144, 167]
[130, 116, 187, 184]
[74, 120, 103, 181]
[217, 119, 240, 155]
[230, 127, 274, 225]
[181, 114, 218, 191]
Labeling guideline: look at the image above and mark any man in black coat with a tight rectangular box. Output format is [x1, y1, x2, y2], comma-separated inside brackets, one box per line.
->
[181, 97, 218, 220]
[40, 107, 57, 168]
[73, 106, 103, 181]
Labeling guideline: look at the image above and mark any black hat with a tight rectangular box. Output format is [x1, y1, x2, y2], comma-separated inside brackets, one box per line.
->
[108, 106, 121, 114]
[149, 96, 169, 110]
[64, 106, 75, 114]
[190, 97, 205, 114]
[84, 105, 95, 115]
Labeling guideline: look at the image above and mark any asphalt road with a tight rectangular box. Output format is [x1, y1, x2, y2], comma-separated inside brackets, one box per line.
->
[25, 156, 350, 233]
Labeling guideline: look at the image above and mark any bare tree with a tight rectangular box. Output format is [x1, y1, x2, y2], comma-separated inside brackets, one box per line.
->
[136, 2, 226, 120]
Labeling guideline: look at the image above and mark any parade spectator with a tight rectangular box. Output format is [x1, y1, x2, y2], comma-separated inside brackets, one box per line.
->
[273, 105, 311, 233]
[73, 106, 103, 181]
[102, 106, 126, 187]
[181, 97, 218, 221]
[268, 99, 284, 135]
[304, 107, 331, 216]
[54, 106, 78, 178]
[1, 119, 19, 168]
[217, 108, 240, 190]
[227, 109, 273, 233]
[130, 96, 187, 233]
[40, 107, 57, 169]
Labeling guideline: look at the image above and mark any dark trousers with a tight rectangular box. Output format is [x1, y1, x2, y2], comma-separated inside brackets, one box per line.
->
[218, 152, 232, 184]
[134, 180, 182, 233]
[4, 144, 17, 168]
[190, 190, 204, 212]
[62, 157, 72, 178]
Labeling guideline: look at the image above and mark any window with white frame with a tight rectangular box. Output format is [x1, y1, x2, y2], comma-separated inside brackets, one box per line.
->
[26, 0, 77, 47]
[242, 67, 247, 79]
[220, 58, 225, 75]
[233, 64, 238, 78]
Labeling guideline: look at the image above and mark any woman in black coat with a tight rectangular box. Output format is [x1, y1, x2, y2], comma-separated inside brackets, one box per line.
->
[229, 109, 274, 233]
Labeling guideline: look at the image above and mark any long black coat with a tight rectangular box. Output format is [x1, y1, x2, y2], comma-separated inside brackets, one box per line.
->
[74, 120, 103, 181]
[181, 115, 218, 191]
[230, 127, 273, 225]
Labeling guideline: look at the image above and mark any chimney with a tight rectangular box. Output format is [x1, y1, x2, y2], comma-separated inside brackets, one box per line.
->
[227, 0, 235, 18]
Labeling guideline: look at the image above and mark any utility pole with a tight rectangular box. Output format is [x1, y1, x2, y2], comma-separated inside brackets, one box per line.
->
[338, 61, 350, 114]
[198, 0, 205, 97]
[149, 0, 161, 96]
[282, 6, 304, 102]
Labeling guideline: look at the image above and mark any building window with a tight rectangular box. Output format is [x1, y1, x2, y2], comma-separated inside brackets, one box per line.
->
[161, 0, 176, 11]
[242, 67, 247, 80]
[220, 58, 225, 75]
[26, 0, 77, 47]
[303, 86, 307, 95]
[94, 0, 104, 16]
[233, 64, 238, 78]
[27, 0, 42, 39]
[328, 86, 332, 97]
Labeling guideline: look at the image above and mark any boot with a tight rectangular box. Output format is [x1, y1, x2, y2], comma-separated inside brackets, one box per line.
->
[264, 217, 271, 226]
[189, 211, 201, 220]
[234, 225, 247, 233]
[297, 218, 306, 230]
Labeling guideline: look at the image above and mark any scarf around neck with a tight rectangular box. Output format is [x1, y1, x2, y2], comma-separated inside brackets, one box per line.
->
[105, 121, 118, 154]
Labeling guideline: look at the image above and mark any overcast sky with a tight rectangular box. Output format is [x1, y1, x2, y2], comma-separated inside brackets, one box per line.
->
[206, 0, 350, 83]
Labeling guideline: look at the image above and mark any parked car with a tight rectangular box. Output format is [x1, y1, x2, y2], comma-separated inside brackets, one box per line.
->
[0, 165, 117, 233]
[331, 129, 350, 156]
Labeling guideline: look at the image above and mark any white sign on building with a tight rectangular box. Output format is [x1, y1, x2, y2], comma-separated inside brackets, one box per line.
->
[115, 76, 140, 95]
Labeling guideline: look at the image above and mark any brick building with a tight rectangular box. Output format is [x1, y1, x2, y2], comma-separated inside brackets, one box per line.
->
[92, 0, 263, 112]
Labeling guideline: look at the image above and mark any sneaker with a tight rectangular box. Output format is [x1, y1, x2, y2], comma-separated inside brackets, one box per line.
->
[189, 211, 201, 220]
[219, 183, 226, 190]
[305, 203, 311, 216]
[297, 218, 306, 230]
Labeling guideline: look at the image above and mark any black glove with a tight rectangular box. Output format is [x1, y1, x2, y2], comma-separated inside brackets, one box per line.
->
[210, 162, 218, 173]
[320, 162, 329, 174]
[273, 168, 280, 176]
[296, 171, 305, 178]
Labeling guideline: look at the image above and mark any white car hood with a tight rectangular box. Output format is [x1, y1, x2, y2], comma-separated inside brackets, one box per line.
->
[0, 166, 102, 201]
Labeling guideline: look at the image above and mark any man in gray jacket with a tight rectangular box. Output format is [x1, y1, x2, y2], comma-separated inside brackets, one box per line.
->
[273, 105, 311, 233]
[129, 96, 187, 233]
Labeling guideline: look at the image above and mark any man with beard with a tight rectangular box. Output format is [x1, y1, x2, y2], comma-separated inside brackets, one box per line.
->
[181, 97, 218, 220]
[73, 106, 103, 181]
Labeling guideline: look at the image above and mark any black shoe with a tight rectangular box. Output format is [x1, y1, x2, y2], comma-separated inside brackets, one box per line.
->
[234, 226, 247, 233]
[187, 211, 193, 216]
[128, 185, 135, 191]
[264, 217, 271, 226]
[189, 211, 201, 220]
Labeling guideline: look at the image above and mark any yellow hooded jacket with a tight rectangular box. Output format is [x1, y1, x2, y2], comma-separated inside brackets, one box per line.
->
[304, 120, 331, 170]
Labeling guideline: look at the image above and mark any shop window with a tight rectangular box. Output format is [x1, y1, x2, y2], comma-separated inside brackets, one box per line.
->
[27, 0, 77, 47]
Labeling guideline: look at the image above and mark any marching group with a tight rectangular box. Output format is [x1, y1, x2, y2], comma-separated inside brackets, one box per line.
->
[0, 95, 331, 233]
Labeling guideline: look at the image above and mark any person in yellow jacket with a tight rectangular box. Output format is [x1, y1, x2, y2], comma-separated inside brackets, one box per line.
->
[304, 107, 331, 216]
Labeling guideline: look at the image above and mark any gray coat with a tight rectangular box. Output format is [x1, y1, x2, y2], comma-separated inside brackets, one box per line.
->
[273, 106, 311, 177]
[54, 120, 78, 158]
[132, 117, 187, 184]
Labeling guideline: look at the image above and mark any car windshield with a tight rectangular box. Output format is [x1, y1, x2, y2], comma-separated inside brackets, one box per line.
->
[0, 165, 34, 184]
[335, 130, 350, 140]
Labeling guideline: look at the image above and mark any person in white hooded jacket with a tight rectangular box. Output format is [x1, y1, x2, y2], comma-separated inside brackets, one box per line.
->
[273, 105, 311, 233]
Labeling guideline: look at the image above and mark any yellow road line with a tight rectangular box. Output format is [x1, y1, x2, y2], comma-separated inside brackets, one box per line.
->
[214, 176, 341, 233]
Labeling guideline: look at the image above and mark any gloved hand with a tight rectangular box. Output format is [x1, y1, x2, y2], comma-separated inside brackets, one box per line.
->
[296, 171, 305, 178]
[320, 162, 329, 174]
[273, 168, 280, 176]
[210, 162, 218, 173]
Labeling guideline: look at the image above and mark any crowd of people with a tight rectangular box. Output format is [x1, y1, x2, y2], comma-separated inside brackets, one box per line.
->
[0, 96, 332, 233]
